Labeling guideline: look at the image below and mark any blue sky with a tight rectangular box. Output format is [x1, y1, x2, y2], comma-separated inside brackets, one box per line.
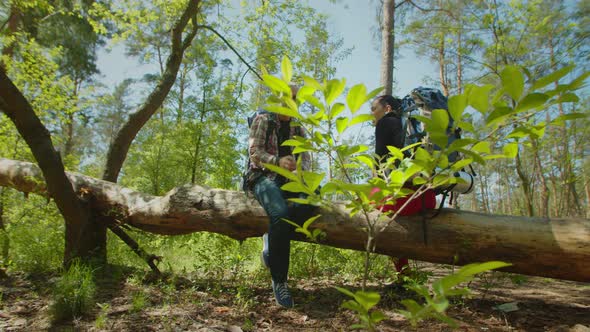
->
[96, 1, 436, 100]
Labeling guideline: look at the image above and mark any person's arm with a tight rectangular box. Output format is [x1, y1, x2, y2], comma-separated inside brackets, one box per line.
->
[249, 114, 277, 168]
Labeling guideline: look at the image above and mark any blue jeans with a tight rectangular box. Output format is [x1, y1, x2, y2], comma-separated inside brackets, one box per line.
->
[252, 176, 316, 283]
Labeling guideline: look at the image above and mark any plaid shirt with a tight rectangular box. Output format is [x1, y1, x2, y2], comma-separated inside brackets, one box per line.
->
[248, 112, 311, 180]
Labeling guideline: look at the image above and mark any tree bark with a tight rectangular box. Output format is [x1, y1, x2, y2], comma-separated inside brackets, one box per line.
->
[379, 0, 396, 95]
[1, 157, 588, 282]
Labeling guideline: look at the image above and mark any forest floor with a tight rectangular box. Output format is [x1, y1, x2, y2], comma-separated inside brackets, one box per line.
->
[0, 263, 588, 332]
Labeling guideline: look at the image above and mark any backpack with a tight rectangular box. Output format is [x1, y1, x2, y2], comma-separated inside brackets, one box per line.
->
[399, 87, 461, 163]
[399, 87, 476, 204]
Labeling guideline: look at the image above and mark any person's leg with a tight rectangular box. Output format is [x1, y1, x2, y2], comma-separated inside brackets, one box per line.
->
[253, 177, 293, 283]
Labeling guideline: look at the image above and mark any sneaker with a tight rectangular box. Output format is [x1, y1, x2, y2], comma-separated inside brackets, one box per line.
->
[260, 233, 270, 269]
[272, 280, 294, 308]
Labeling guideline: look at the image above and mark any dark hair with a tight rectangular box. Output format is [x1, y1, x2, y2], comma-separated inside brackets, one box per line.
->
[375, 95, 402, 114]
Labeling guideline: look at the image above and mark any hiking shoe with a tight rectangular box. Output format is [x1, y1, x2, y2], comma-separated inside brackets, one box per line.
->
[260, 233, 270, 269]
[272, 280, 294, 308]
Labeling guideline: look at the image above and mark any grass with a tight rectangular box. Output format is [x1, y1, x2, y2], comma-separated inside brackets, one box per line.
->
[50, 261, 96, 322]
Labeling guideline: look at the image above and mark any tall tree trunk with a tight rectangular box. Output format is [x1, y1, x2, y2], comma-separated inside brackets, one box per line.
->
[380, 0, 396, 95]
[515, 151, 534, 216]
[438, 33, 449, 96]
[532, 139, 549, 217]
[456, 23, 463, 94]
[191, 88, 207, 184]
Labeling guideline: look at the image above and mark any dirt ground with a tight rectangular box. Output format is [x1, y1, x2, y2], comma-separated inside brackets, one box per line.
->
[0, 264, 588, 331]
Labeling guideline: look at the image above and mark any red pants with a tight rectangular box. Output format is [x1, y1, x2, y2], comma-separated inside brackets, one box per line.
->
[372, 188, 436, 273]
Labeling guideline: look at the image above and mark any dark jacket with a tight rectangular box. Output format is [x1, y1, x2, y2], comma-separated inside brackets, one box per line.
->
[375, 112, 404, 159]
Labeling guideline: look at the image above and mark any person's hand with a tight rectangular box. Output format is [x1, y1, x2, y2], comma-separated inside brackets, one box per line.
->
[279, 155, 296, 171]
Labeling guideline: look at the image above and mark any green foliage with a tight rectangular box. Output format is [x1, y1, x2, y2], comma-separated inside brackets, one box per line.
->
[4, 194, 63, 273]
[50, 261, 96, 322]
[335, 287, 385, 331]
[259, 56, 587, 329]
[399, 261, 511, 328]
[94, 303, 110, 329]
[131, 291, 148, 313]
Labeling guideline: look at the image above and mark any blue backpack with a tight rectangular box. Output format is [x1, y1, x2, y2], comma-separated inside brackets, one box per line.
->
[400, 87, 461, 163]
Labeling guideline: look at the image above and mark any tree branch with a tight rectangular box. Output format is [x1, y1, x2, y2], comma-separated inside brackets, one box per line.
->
[196, 24, 263, 81]
[102, 0, 202, 183]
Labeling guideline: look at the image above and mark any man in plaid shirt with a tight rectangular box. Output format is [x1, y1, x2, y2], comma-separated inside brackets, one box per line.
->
[247, 85, 314, 308]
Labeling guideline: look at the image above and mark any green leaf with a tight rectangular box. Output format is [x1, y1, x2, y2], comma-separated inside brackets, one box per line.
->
[503, 143, 518, 158]
[347, 84, 367, 114]
[550, 113, 589, 126]
[262, 74, 291, 94]
[430, 298, 449, 313]
[281, 56, 292, 83]
[531, 65, 575, 90]
[293, 146, 315, 154]
[431, 109, 449, 132]
[458, 148, 486, 165]
[303, 95, 325, 112]
[263, 163, 298, 182]
[350, 114, 374, 127]
[336, 117, 349, 135]
[556, 92, 580, 103]
[302, 214, 321, 230]
[335, 286, 356, 298]
[456, 120, 475, 133]
[501, 66, 524, 101]
[303, 75, 323, 91]
[370, 311, 386, 323]
[297, 85, 316, 101]
[458, 261, 511, 277]
[448, 138, 478, 151]
[320, 182, 339, 195]
[354, 291, 380, 310]
[400, 299, 423, 313]
[471, 141, 491, 154]
[567, 71, 590, 91]
[331, 103, 346, 119]
[515, 93, 549, 112]
[386, 145, 404, 160]
[289, 198, 310, 205]
[281, 139, 303, 147]
[342, 300, 364, 314]
[281, 181, 308, 194]
[302, 171, 324, 191]
[355, 155, 375, 168]
[486, 106, 513, 127]
[506, 127, 530, 139]
[366, 86, 384, 101]
[266, 104, 301, 119]
[448, 94, 467, 122]
[451, 158, 473, 171]
[325, 78, 346, 105]
[467, 84, 494, 114]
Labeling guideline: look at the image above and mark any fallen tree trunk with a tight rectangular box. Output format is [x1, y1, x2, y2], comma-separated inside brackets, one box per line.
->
[0, 158, 588, 282]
